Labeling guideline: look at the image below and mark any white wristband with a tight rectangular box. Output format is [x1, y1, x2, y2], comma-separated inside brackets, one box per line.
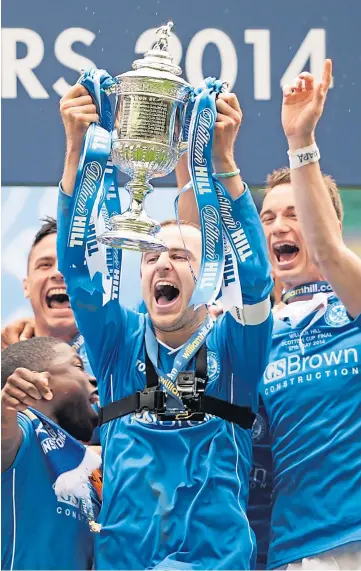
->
[287, 143, 320, 169]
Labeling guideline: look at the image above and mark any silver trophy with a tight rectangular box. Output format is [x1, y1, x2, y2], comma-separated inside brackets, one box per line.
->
[98, 22, 192, 252]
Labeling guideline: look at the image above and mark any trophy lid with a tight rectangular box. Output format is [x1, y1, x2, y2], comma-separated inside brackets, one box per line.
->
[120, 22, 190, 86]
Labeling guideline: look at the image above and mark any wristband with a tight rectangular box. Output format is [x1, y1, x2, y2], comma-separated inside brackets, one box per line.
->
[288, 143, 320, 169]
[213, 168, 240, 179]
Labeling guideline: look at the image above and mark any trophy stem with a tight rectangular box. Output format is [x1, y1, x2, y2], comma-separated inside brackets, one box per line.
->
[97, 177, 167, 252]
[127, 178, 153, 217]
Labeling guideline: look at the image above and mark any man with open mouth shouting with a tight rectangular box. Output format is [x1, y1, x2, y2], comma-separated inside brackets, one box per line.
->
[1, 217, 94, 383]
[260, 59, 361, 570]
[57, 83, 273, 570]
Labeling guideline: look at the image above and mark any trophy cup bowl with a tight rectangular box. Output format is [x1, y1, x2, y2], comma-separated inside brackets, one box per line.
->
[97, 22, 193, 252]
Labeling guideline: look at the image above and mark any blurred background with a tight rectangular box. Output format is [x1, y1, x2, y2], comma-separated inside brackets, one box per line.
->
[2, 0, 361, 323]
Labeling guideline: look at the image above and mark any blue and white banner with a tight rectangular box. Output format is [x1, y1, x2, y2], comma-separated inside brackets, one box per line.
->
[187, 79, 225, 308]
[64, 68, 123, 304]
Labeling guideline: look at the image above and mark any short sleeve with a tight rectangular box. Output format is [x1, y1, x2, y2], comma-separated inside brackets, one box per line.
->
[2, 413, 33, 474]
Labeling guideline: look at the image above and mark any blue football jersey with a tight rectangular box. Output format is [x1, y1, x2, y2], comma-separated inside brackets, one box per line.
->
[248, 399, 273, 570]
[260, 295, 361, 568]
[1, 414, 98, 570]
[58, 186, 273, 570]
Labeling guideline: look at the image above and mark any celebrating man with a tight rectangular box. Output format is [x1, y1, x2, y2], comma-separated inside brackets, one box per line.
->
[1, 337, 100, 570]
[57, 82, 273, 570]
[260, 59, 361, 569]
[1, 218, 92, 373]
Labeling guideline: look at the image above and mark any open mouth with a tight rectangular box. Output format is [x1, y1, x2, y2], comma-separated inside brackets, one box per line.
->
[89, 391, 99, 405]
[46, 288, 70, 310]
[273, 242, 299, 264]
[154, 281, 180, 307]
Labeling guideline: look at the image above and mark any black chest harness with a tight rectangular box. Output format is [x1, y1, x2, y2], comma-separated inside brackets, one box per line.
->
[98, 345, 255, 429]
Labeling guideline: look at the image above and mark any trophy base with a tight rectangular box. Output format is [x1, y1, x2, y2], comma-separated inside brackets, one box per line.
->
[97, 213, 168, 253]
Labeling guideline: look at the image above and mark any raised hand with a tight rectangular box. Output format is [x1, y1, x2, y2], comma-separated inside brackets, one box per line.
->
[281, 59, 333, 149]
[60, 84, 99, 154]
[213, 93, 243, 173]
[1, 317, 35, 350]
[2, 368, 53, 413]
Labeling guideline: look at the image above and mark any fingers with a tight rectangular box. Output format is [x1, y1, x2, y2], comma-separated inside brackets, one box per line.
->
[283, 58, 332, 100]
[314, 59, 332, 105]
[19, 320, 35, 342]
[60, 89, 100, 127]
[2, 395, 28, 413]
[2, 369, 53, 414]
[217, 92, 242, 113]
[321, 58, 333, 93]
[3, 387, 39, 409]
[60, 95, 94, 110]
[61, 83, 89, 101]
[7, 369, 53, 401]
[299, 72, 315, 91]
[215, 98, 242, 126]
[1, 317, 34, 348]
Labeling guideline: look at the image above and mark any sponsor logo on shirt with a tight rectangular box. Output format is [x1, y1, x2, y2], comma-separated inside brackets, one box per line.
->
[55, 489, 88, 523]
[249, 465, 269, 489]
[263, 346, 359, 394]
[207, 351, 220, 381]
[324, 301, 350, 328]
[252, 413, 267, 443]
[131, 410, 213, 427]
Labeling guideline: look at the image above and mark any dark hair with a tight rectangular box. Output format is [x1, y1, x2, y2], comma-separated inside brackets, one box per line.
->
[265, 167, 344, 222]
[1, 337, 64, 389]
[28, 217, 57, 269]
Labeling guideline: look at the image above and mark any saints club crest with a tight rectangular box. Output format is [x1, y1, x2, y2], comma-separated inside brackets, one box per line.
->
[207, 351, 220, 382]
[325, 301, 350, 328]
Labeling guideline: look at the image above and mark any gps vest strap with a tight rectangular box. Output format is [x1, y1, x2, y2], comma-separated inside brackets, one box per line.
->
[98, 345, 255, 429]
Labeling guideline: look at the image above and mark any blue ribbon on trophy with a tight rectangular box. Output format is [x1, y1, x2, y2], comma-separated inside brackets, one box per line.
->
[175, 77, 245, 312]
[186, 78, 226, 309]
[64, 69, 122, 304]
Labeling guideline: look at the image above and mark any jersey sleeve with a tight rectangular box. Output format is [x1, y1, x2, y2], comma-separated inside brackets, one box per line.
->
[57, 187, 142, 382]
[212, 309, 273, 411]
[2, 414, 33, 475]
[221, 185, 273, 324]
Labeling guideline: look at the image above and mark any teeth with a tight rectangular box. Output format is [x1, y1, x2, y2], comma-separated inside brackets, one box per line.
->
[47, 288, 67, 297]
[273, 242, 296, 250]
[155, 281, 177, 290]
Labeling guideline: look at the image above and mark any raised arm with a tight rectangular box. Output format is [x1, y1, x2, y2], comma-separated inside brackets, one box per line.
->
[177, 93, 244, 224]
[59, 84, 99, 196]
[57, 84, 140, 379]
[282, 59, 361, 318]
[1, 369, 51, 471]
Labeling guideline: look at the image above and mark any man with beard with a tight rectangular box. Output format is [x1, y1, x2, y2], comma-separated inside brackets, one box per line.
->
[259, 59, 361, 569]
[56, 81, 273, 570]
[1, 336, 100, 570]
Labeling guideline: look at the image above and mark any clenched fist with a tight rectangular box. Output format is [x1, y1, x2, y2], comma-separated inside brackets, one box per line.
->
[60, 84, 99, 154]
[2, 368, 53, 413]
[213, 93, 243, 173]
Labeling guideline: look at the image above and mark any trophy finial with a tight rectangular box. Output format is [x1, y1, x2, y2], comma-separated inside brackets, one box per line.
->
[154, 21, 174, 51]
